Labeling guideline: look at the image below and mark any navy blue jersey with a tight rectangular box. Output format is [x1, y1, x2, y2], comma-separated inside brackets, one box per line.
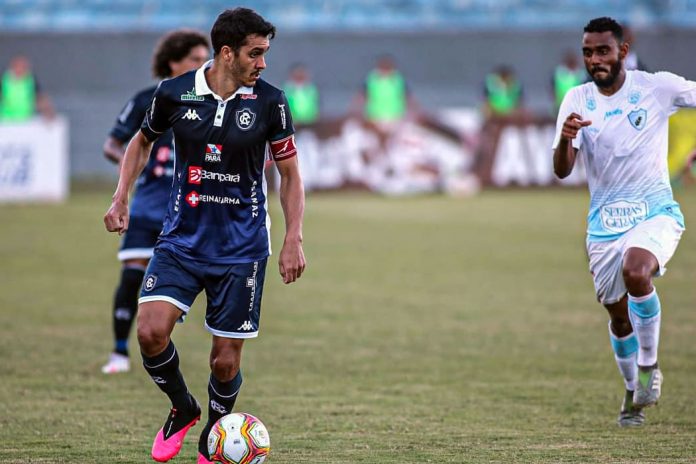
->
[111, 85, 175, 223]
[141, 61, 296, 264]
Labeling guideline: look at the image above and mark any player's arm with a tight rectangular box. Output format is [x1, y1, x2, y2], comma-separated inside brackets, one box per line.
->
[104, 131, 153, 234]
[276, 156, 306, 284]
[103, 136, 126, 165]
[553, 112, 591, 179]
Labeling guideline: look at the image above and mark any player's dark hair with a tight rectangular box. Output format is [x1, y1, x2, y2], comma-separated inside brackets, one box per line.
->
[210, 7, 276, 56]
[152, 29, 209, 79]
[584, 17, 624, 43]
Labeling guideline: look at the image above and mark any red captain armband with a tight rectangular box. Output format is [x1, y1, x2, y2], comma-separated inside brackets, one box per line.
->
[269, 135, 297, 162]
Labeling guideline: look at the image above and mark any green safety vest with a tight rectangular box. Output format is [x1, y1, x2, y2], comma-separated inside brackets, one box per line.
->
[0, 71, 36, 121]
[284, 82, 319, 125]
[365, 70, 407, 122]
[554, 66, 584, 107]
[485, 73, 521, 115]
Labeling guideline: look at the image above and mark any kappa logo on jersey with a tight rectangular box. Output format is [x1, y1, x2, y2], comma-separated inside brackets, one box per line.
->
[205, 144, 222, 162]
[188, 166, 202, 185]
[236, 108, 256, 131]
[143, 274, 157, 292]
[186, 190, 200, 207]
[182, 108, 201, 121]
[628, 109, 647, 131]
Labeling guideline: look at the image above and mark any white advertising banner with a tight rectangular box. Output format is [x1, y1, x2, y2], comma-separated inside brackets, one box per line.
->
[0, 117, 69, 202]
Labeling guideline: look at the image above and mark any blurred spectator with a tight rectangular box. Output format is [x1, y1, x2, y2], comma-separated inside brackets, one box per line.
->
[622, 23, 648, 71]
[552, 50, 586, 112]
[283, 63, 320, 127]
[0, 55, 54, 121]
[483, 65, 523, 118]
[354, 54, 417, 124]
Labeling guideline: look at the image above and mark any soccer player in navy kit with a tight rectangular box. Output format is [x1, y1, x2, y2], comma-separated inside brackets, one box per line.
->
[104, 8, 306, 463]
[102, 30, 210, 374]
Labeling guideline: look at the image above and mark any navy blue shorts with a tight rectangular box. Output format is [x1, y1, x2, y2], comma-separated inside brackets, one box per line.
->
[139, 247, 267, 339]
[118, 216, 163, 261]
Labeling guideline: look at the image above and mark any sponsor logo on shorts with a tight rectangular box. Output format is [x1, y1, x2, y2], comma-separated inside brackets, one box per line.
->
[143, 274, 157, 291]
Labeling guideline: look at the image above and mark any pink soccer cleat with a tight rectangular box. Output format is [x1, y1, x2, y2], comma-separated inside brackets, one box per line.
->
[151, 401, 201, 462]
[197, 452, 214, 464]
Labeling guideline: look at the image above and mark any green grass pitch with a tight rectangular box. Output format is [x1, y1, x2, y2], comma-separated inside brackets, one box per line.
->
[1, 187, 695, 463]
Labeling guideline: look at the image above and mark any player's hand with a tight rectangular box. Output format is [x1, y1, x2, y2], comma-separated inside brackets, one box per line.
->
[104, 200, 129, 235]
[279, 239, 306, 284]
[561, 113, 592, 140]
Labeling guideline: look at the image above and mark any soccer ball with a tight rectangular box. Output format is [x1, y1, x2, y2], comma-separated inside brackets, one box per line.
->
[207, 413, 270, 464]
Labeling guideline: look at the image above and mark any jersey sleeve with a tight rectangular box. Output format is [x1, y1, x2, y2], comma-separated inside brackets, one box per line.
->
[140, 82, 174, 142]
[267, 91, 297, 162]
[551, 88, 583, 151]
[652, 71, 696, 114]
[110, 94, 147, 142]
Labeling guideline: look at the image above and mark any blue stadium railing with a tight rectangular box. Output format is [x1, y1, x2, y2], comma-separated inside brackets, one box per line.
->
[0, 0, 693, 31]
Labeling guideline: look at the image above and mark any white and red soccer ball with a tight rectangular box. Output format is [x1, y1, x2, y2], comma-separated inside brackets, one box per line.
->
[207, 413, 270, 464]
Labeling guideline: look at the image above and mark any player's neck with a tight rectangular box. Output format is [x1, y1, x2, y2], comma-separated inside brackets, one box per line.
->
[206, 62, 241, 100]
[596, 70, 627, 97]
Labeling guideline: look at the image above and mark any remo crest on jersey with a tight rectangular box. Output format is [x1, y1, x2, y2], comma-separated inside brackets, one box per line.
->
[236, 108, 256, 131]
[628, 108, 647, 131]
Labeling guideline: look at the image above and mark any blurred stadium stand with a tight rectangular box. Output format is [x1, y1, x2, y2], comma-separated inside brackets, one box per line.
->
[2, 0, 696, 31]
[2, 0, 696, 182]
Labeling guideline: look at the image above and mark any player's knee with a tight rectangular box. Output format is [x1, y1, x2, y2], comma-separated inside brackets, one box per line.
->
[622, 266, 652, 294]
[136, 323, 169, 355]
[210, 355, 240, 382]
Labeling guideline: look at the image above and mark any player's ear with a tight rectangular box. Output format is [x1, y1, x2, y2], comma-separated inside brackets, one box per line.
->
[220, 45, 234, 63]
[618, 40, 629, 60]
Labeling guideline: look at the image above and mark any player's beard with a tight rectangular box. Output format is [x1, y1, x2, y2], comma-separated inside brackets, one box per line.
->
[590, 59, 622, 89]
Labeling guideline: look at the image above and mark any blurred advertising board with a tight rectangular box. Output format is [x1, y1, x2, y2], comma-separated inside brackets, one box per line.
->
[0, 117, 69, 203]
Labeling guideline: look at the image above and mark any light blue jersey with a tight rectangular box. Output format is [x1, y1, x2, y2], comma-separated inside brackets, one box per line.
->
[553, 70, 696, 242]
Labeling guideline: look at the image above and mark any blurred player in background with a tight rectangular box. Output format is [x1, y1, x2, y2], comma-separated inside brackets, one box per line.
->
[104, 8, 305, 463]
[283, 62, 320, 127]
[101, 29, 210, 374]
[553, 17, 696, 427]
[483, 65, 524, 118]
[0, 55, 54, 121]
[552, 50, 586, 113]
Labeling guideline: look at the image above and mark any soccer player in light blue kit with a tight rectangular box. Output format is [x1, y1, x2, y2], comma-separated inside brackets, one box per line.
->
[553, 17, 696, 427]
